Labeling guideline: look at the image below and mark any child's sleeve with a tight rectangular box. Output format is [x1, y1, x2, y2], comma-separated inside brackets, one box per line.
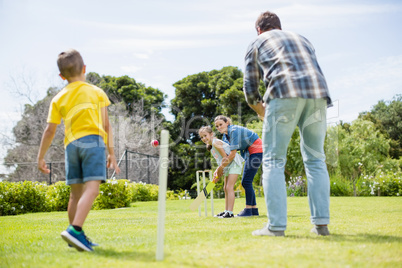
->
[47, 100, 62, 125]
[98, 88, 111, 108]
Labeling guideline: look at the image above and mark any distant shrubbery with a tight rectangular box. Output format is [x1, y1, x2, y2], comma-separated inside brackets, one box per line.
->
[0, 179, 187, 216]
[286, 172, 402, 197]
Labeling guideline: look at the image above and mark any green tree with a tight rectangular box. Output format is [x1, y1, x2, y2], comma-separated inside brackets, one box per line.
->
[4, 73, 167, 184]
[335, 119, 398, 195]
[4, 87, 65, 182]
[170, 66, 260, 144]
[359, 94, 402, 158]
[87, 72, 167, 118]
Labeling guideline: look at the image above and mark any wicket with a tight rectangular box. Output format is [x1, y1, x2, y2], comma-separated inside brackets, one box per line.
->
[196, 170, 214, 217]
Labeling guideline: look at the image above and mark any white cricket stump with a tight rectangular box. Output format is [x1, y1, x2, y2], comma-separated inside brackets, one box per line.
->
[196, 170, 214, 217]
[156, 130, 169, 261]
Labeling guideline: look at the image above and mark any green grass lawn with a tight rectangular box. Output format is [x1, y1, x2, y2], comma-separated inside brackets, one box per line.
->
[0, 197, 401, 267]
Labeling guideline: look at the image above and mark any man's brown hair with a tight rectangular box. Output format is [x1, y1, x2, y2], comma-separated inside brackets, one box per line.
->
[57, 49, 84, 79]
[255, 11, 282, 32]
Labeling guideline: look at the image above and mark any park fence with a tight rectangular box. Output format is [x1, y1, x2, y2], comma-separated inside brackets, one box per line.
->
[0, 150, 160, 185]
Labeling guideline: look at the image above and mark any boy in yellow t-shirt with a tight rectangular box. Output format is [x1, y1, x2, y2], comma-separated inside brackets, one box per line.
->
[37, 49, 120, 252]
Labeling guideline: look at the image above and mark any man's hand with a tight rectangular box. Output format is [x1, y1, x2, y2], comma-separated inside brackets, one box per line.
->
[249, 102, 266, 121]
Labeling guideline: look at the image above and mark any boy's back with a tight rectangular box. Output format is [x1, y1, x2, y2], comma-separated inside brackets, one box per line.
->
[48, 81, 110, 147]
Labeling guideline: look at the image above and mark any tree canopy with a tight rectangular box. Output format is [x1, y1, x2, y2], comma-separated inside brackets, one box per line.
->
[359, 94, 402, 158]
[87, 72, 167, 118]
[170, 66, 264, 144]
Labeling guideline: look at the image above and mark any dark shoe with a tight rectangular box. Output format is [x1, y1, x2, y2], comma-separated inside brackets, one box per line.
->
[219, 212, 234, 218]
[214, 211, 226, 218]
[236, 208, 253, 217]
[252, 208, 259, 216]
[61, 225, 93, 252]
[311, 225, 330, 236]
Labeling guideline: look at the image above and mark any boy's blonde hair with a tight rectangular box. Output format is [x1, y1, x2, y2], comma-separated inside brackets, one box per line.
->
[57, 49, 84, 79]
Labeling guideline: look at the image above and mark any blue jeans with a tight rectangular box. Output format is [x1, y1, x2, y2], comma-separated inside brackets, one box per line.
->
[65, 135, 106, 185]
[262, 98, 330, 231]
[242, 153, 262, 206]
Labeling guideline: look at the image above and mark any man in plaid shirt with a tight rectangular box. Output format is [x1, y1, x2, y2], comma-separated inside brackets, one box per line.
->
[243, 11, 332, 237]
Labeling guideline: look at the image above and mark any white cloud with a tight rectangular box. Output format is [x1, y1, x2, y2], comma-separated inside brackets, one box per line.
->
[92, 38, 231, 53]
[121, 65, 142, 74]
[133, 53, 151, 60]
[331, 55, 402, 122]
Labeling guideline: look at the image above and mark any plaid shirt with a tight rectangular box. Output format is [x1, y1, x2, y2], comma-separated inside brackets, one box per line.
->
[243, 30, 332, 106]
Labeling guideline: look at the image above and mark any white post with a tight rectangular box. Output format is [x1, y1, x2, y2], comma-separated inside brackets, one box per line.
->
[196, 171, 201, 217]
[156, 130, 169, 261]
[203, 171, 207, 217]
[209, 171, 214, 216]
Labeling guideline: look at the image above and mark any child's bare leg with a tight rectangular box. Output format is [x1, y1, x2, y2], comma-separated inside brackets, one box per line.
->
[71, 180, 101, 227]
[68, 184, 84, 224]
[226, 174, 237, 212]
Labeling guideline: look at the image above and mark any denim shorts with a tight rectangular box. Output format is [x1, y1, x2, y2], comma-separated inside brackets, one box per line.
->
[65, 135, 106, 185]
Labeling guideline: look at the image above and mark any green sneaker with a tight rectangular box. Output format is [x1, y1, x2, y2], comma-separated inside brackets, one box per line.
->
[61, 225, 93, 252]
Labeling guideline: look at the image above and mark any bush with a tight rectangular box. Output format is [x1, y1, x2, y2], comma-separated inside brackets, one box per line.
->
[0, 181, 49, 216]
[357, 172, 402, 196]
[130, 182, 159, 202]
[93, 179, 132, 210]
[330, 175, 353, 196]
[166, 189, 190, 200]
[287, 176, 307, 197]
[46, 181, 70, 211]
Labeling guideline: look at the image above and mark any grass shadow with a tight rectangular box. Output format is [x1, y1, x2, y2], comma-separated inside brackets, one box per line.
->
[92, 247, 162, 262]
[286, 233, 402, 244]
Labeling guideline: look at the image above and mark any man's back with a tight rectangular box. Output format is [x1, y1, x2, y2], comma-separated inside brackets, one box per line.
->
[244, 29, 331, 105]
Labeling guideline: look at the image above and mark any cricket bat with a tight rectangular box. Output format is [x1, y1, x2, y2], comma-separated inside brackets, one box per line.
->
[189, 181, 216, 211]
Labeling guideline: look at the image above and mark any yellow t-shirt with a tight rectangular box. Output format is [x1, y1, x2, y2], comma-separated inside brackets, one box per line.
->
[47, 81, 111, 147]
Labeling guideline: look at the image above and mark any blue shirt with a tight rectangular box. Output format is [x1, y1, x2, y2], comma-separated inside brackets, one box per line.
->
[243, 29, 332, 106]
[222, 125, 259, 158]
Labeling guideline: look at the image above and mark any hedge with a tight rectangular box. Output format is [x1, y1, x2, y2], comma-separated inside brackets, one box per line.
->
[0, 179, 187, 216]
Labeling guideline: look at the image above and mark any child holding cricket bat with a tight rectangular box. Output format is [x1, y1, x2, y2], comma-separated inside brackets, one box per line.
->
[198, 126, 244, 218]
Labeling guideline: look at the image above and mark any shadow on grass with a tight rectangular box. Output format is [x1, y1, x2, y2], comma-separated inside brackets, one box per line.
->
[92, 248, 162, 262]
[286, 233, 401, 244]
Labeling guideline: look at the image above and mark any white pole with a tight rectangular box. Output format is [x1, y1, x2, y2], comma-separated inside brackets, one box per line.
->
[209, 170, 214, 216]
[196, 171, 201, 216]
[156, 130, 169, 261]
[203, 171, 207, 216]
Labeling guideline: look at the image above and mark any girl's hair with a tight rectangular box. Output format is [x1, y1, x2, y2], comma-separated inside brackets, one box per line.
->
[198, 126, 214, 151]
[214, 115, 232, 125]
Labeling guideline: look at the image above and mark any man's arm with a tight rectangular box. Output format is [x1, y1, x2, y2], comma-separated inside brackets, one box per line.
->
[243, 42, 265, 120]
[37, 123, 58, 174]
[101, 106, 120, 174]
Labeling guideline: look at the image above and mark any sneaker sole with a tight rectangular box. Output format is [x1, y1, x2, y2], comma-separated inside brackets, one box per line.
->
[61, 231, 92, 252]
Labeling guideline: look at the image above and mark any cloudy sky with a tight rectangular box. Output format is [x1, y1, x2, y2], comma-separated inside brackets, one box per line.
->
[0, 0, 401, 164]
